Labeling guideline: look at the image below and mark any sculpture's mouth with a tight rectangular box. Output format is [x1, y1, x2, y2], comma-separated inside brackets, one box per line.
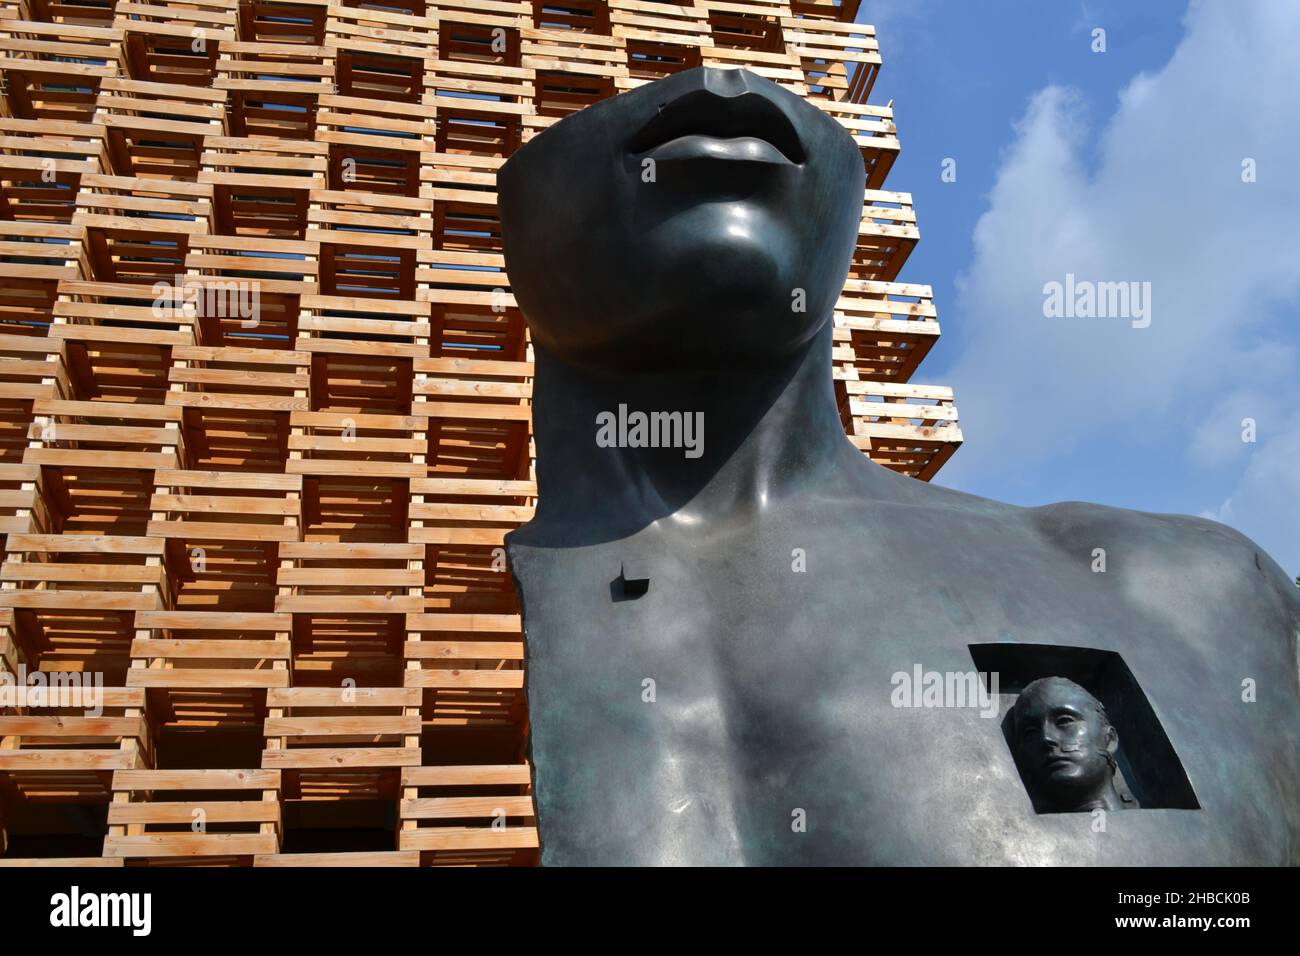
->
[641, 134, 793, 166]
[626, 87, 806, 166]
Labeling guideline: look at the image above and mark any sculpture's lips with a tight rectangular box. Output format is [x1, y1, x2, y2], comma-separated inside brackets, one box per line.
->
[643, 134, 793, 165]
[626, 88, 805, 165]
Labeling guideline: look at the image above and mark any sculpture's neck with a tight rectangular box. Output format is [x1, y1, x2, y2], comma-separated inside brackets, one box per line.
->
[1055, 777, 1128, 813]
[1045, 775, 1128, 811]
[528, 321, 879, 540]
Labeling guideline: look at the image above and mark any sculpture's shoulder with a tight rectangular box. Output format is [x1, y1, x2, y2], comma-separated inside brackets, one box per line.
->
[882, 469, 1299, 636]
[1028, 498, 1300, 628]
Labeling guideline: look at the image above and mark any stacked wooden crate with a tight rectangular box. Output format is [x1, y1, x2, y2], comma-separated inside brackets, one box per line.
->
[0, 0, 958, 865]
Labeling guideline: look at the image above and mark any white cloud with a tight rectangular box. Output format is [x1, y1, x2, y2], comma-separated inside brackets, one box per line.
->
[940, 0, 1300, 574]
[1207, 418, 1300, 580]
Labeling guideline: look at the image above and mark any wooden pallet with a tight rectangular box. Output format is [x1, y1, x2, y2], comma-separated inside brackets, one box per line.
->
[103, 767, 280, 863]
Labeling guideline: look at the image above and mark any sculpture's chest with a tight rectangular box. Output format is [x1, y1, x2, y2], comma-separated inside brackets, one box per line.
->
[508, 515, 1299, 865]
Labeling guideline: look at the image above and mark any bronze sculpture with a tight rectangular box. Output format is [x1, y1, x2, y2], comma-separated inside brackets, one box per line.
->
[497, 66, 1300, 865]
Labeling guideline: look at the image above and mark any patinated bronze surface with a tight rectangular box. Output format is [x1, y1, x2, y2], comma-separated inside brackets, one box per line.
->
[498, 66, 1300, 865]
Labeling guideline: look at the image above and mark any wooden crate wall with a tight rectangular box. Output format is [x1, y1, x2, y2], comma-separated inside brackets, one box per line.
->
[0, 0, 959, 866]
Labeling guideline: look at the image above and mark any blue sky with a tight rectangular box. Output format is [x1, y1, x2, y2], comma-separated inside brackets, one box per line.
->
[859, 0, 1300, 578]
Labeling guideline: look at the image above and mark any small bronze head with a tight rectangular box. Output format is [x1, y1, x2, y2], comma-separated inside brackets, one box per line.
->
[1010, 677, 1132, 813]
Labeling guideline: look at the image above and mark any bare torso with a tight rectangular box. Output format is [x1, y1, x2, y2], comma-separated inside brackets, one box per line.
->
[509, 477, 1300, 865]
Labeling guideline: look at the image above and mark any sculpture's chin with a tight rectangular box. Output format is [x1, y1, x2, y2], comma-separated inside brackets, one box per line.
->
[647, 203, 795, 309]
[1039, 765, 1111, 805]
